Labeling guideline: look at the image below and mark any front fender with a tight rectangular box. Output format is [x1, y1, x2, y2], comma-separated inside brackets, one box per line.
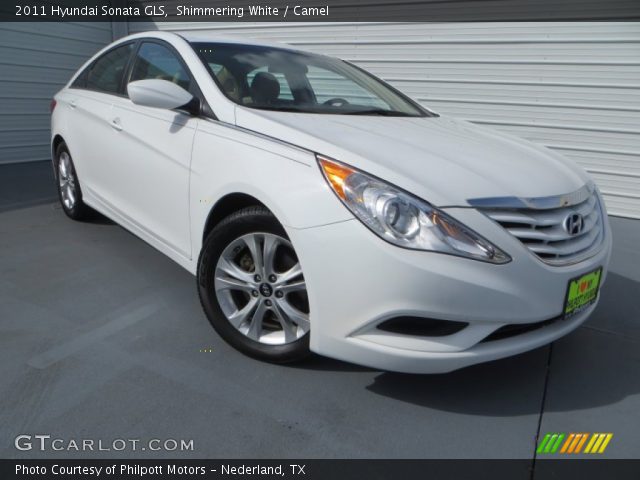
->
[190, 120, 352, 258]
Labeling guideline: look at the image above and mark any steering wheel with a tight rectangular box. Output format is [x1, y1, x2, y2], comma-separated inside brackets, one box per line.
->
[323, 97, 350, 107]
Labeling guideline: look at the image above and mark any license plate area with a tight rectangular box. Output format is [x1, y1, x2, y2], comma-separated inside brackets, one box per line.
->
[563, 267, 602, 319]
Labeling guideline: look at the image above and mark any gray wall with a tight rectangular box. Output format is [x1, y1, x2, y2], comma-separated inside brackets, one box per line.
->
[0, 22, 115, 165]
[1, 21, 638, 218]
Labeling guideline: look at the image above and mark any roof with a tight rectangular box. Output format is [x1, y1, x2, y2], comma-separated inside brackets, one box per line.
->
[172, 31, 309, 53]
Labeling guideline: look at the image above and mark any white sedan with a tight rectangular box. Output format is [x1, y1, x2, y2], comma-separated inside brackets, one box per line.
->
[51, 31, 612, 373]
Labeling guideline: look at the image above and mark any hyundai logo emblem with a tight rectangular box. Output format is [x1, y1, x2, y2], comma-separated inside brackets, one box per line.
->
[563, 213, 584, 236]
[259, 283, 273, 297]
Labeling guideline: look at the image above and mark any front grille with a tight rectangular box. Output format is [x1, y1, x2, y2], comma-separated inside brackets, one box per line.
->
[475, 185, 604, 266]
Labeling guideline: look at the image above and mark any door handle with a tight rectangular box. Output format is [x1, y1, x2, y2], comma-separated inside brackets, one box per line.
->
[69, 100, 77, 109]
[110, 118, 123, 131]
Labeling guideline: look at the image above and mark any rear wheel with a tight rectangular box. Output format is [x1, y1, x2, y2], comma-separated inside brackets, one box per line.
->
[55, 142, 91, 220]
[198, 206, 310, 363]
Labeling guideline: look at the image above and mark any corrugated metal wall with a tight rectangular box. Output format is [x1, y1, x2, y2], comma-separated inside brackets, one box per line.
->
[0, 22, 113, 165]
[132, 21, 640, 219]
[0, 21, 636, 217]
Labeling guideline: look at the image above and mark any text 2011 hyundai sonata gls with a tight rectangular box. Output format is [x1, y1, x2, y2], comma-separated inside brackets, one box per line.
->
[51, 31, 612, 373]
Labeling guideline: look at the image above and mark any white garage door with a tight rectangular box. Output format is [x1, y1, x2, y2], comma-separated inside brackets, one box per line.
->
[0, 22, 114, 165]
[132, 21, 640, 219]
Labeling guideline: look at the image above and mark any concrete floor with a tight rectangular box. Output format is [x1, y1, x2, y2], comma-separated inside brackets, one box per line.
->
[1, 161, 639, 469]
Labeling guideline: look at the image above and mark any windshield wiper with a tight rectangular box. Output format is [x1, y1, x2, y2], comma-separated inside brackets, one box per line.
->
[248, 105, 414, 116]
[343, 109, 412, 117]
[249, 105, 310, 113]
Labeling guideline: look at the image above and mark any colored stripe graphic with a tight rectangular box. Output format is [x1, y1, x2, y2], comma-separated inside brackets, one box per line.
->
[585, 433, 614, 454]
[567, 433, 582, 453]
[540, 433, 613, 454]
[598, 434, 613, 453]
[584, 434, 598, 453]
[537, 433, 552, 454]
[592, 434, 606, 452]
[560, 433, 575, 453]
[537, 433, 565, 454]
[574, 433, 589, 453]
[550, 433, 565, 453]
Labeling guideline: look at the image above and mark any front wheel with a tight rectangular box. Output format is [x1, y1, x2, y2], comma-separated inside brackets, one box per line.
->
[197, 206, 311, 363]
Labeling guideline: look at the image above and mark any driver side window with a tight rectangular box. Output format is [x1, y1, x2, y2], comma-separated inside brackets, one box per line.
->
[246, 67, 293, 102]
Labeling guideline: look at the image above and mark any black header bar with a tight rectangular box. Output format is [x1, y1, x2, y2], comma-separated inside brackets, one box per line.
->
[4, 0, 640, 22]
[4, 459, 640, 480]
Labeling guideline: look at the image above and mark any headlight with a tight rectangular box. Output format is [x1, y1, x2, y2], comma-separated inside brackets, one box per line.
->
[318, 155, 510, 264]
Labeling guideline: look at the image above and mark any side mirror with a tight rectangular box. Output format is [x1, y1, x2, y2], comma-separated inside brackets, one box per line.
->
[127, 79, 197, 113]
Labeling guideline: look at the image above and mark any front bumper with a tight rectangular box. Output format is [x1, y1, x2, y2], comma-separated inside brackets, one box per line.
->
[287, 207, 612, 374]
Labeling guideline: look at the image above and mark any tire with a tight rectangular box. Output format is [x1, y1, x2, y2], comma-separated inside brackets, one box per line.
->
[55, 142, 92, 220]
[198, 206, 311, 363]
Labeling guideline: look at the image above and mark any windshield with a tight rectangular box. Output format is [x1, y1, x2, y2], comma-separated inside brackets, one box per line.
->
[192, 42, 431, 117]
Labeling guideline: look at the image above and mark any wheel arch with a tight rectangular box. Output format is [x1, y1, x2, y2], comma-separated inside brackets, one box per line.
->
[51, 134, 66, 177]
[202, 192, 270, 242]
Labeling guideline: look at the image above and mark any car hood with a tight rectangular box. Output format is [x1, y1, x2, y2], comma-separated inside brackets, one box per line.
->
[235, 108, 591, 207]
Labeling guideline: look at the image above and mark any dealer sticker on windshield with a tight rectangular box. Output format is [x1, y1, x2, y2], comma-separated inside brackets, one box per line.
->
[564, 267, 602, 318]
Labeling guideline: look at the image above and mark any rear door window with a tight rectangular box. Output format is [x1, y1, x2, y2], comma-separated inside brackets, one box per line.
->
[84, 43, 134, 95]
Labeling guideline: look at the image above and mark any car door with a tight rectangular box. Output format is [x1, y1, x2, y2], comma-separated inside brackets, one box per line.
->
[107, 40, 199, 260]
[62, 43, 135, 201]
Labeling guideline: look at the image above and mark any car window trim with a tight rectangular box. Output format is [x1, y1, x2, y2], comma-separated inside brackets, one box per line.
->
[119, 39, 141, 96]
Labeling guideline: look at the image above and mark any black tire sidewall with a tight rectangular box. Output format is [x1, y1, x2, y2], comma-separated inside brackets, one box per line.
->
[197, 208, 310, 363]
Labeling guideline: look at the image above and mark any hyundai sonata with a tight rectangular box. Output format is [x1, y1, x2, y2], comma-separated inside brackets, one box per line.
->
[50, 32, 612, 373]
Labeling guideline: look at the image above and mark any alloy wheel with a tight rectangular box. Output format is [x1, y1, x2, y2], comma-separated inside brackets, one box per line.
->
[58, 151, 77, 210]
[214, 232, 310, 345]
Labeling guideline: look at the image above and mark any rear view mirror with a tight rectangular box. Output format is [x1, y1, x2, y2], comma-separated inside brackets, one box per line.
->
[127, 79, 196, 112]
